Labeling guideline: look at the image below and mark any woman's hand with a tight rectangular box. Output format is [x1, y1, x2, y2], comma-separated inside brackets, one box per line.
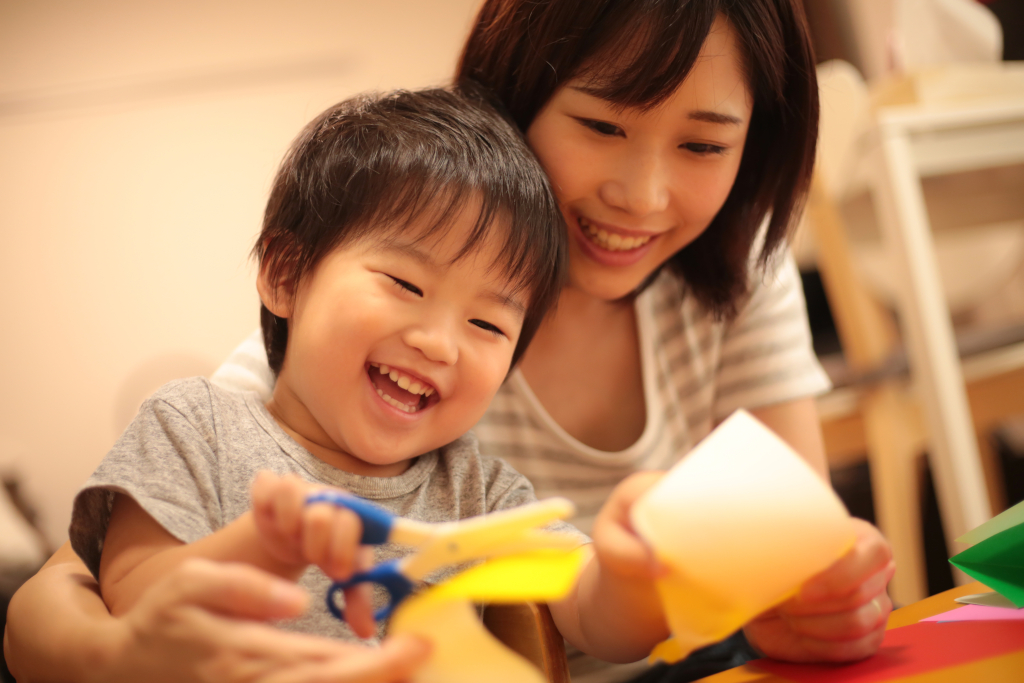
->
[744, 518, 895, 663]
[87, 557, 429, 683]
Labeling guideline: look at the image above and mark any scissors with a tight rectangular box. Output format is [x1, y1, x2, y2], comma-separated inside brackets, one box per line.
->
[304, 491, 580, 621]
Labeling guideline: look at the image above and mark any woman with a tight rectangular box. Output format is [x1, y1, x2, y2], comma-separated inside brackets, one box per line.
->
[4, 1, 894, 682]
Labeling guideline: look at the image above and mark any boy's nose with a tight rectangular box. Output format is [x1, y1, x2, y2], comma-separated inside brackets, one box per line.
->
[403, 323, 459, 366]
[600, 150, 670, 216]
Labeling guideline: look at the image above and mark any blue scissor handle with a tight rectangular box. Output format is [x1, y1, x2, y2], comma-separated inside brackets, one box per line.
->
[305, 491, 394, 545]
[326, 560, 415, 621]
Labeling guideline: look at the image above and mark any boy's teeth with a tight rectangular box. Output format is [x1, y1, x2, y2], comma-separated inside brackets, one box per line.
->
[376, 388, 418, 413]
[374, 364, 434, 397]
[580, 218, 651, 251]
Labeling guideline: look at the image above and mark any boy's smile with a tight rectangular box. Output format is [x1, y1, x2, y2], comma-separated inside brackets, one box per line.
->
[259, 202, 526, 477]
[367, 362, 438, 414]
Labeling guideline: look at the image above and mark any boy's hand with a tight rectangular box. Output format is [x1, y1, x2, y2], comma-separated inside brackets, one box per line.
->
[744, 518, 894, 662]
[553, 471, 671, 663]
[250, 471, 376, 637]
[591, 471, 668, 583]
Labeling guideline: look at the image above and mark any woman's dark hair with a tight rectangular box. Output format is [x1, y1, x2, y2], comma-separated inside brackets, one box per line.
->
[255, 85, 566, 374]
[457, 0, 818, 317]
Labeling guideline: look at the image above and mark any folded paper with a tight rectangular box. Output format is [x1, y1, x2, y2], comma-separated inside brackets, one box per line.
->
[949, 499, 1024, 607]
[631, 410, 855, 662]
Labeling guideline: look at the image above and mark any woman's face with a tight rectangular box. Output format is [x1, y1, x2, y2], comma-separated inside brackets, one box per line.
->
[525, 16, 753, 302]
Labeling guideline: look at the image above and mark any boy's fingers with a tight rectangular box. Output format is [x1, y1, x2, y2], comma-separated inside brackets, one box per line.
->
[274, 476, 309, 540]
[326, 507, 363, 579]
[301, 505, 362, 579]
[343, 582, 377, 639]
[592, 471, 665, 579]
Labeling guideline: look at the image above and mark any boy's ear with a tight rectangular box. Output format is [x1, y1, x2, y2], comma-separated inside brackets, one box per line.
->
[257, 263, 297, 319]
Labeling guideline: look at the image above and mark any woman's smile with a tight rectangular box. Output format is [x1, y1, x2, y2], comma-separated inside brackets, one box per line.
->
[525, 15, 752, 302]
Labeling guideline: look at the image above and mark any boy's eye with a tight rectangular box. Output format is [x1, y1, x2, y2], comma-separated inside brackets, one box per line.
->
[388, 276, 423, 296]
[577, 118, 623, 137]
[682, 142, 727, 156]
[470, 319, 506, 338]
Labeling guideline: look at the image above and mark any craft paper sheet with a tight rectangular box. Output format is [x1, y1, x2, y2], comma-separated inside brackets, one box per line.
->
[630, 410, 855, 660]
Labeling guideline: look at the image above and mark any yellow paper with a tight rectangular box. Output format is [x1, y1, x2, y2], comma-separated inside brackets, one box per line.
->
[388, 548, 586, 683]
[390, 596, 546, 683]
[631, 410, 855, 660]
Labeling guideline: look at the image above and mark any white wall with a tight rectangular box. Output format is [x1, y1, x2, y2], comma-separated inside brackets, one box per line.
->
[0, 0, 483, 547]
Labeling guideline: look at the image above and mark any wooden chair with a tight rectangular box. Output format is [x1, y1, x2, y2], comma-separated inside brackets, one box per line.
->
[807, 60, 1024, 604]
[483, 603, 570, 683]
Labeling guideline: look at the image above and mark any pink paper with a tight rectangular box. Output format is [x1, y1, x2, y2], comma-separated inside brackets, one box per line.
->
[921, 604, 1024, 623]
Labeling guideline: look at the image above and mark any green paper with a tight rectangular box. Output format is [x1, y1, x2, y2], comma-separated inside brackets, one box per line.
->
[956, 499, 1024, 545]
[950, 522, 1024, 608]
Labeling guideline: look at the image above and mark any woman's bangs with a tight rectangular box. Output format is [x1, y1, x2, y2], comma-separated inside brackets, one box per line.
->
[573, 3, 717, 110]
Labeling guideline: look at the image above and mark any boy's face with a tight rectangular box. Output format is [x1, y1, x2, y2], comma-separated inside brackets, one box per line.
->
[261, 205, 526, 476]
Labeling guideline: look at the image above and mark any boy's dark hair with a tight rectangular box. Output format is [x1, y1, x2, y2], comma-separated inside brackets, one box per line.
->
[255, 85, 566, 374]
[457, 0, 818, 318]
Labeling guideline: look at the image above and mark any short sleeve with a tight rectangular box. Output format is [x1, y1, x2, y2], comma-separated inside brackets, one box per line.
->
[210, 328, 275, 401]
[69, 379, 225, 578]
[712, 252, 831, 420]
[485, 460, 591, 545]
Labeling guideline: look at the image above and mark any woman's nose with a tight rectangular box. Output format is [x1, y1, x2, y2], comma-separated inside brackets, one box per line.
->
[403, 321, 459, 366]
[600, 150, 670, 216]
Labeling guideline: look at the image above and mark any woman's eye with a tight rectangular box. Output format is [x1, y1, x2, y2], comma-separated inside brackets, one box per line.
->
[470, 319, 506, 338]
[682, 142, 727, 156]
[578, 118, 623, 137]
[388, 276, 422, 296]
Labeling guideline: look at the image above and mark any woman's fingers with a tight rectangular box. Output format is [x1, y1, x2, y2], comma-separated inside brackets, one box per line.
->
[798, 519, 893, 605]
[744, 520, 894, 663]
[746, 613, 887, 663]
[786, 559, 896, 617]
[148, 558, 309, 621]
[260, 634, 431, 683]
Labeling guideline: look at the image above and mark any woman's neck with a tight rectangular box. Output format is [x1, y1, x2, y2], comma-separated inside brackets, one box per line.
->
[518, 285, 647, 451]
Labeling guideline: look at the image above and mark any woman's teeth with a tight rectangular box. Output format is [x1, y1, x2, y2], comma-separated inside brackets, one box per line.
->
[580, 219, 652, 251]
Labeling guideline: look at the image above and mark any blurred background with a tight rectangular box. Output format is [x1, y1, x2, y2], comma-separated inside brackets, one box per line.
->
[1, 0, 1023, 644]
[0, 0, 483, 551]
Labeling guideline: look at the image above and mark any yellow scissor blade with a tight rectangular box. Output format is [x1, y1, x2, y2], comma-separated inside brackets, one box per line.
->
[403, 498, 575, 580]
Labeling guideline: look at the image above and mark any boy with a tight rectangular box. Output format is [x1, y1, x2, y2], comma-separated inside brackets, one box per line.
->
[69, 86, 669, 662]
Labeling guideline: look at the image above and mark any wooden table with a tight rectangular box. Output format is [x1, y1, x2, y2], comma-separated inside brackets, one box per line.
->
[697, 582, 1024, 682]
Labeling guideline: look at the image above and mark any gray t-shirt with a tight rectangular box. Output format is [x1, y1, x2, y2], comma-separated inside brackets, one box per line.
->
[70, 377, 582, 641]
